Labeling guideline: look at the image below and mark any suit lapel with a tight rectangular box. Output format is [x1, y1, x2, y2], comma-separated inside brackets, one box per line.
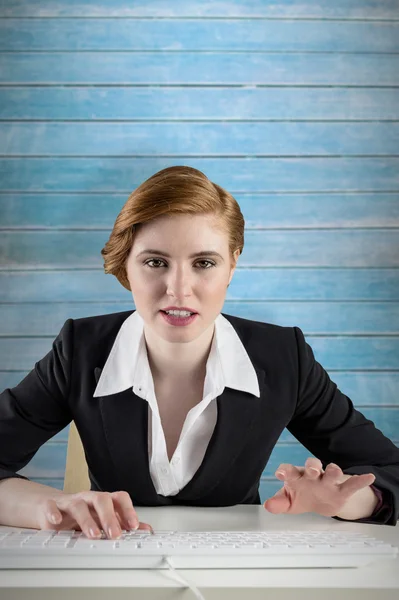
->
[176, 366, 265, 501]
[94, 366, 159, 503]
[94, 363, 266, 503]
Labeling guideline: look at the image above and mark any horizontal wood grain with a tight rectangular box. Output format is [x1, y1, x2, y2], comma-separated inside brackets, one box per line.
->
[1, 193, 399, 229]
[2, 122, 399, 156]
[2, 87, 398, 120]
[2, 336, 399, 371]
[2, 372, 398, 409]
[1, 269, 398, 301]
[1, 157, 399, 192]
[1, 53, 398, 85]
[2, 0, 399, 497]
[2, 230, 398, 268]
[1, 0, 398, 19]
[1, 19, 398, 52]
[0, 302, 398, 336]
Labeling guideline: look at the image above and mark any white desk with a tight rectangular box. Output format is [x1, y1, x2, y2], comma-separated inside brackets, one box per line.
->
[0, 505, 398, 600]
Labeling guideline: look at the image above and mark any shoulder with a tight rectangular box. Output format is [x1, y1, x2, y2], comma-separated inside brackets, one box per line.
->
[221, 312, 301, 367]
[72, 309, 134, 338]
[221, 312, 296, 344]
[67, 309, 134, 361]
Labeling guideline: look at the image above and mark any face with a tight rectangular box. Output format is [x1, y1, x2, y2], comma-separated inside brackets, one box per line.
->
[125, 213, 239, 344]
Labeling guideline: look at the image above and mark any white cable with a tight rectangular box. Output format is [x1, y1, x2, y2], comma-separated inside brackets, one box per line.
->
[162, 555, 206, 600]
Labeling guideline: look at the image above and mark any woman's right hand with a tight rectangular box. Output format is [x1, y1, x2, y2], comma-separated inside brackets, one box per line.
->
[36, 491, 153, 539]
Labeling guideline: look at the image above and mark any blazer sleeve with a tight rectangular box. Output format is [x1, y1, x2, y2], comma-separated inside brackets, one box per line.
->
[287, 326, 399, 526]
[0, 319, 74, 483]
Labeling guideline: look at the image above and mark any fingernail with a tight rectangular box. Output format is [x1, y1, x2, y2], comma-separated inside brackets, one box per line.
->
[48, 513, 59, 524]
[276, 471, 286, 477]
[128, 518, 139, 531]
[309, 467, 319, 473]
[89, 528, 100, 538]
[108, 527, 121, 539]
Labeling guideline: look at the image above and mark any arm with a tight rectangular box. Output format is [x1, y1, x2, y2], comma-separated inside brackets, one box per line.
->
[333, 475, 378, 520]
[0, 319, 73, 525]
[334, 481, 393, 522]
[287, 326, 399, 526]
[0, 478, 64, 529]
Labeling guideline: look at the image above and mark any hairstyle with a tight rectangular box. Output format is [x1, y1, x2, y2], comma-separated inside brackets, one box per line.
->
[101, 165, 245, 290]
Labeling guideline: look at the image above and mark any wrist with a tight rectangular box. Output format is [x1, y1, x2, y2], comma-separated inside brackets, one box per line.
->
[334, 484, 379, 520]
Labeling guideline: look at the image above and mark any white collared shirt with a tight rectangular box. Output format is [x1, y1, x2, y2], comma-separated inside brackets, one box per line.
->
[93, 311, 260, 496]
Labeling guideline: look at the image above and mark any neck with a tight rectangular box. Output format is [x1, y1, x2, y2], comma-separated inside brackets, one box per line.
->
[144, 323, 215, 383]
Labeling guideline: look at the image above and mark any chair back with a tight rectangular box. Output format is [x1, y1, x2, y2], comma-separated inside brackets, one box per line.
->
[64, 421, 91, 493]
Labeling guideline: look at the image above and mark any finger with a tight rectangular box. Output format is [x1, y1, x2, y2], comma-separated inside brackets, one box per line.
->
[275, 464, 302, 482]
[304, 457, 324, 477]
[323, 463, 344, 482]
[340, 473, 376, 496]
[263, 487, 291, 514]
[44, 498, 64, 527]
[52, 497, 102, 539]
[110, 492, 154, 533]
[89, 492, 123, 539]
[111, 491, 140, 531]
[137, 522, 155, 534]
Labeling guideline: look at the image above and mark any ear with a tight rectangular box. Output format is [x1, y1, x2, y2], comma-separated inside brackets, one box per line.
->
[228, 249, 240, 285]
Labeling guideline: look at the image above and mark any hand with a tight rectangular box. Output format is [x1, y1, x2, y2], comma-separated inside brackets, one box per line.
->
[264, 457, 376, 517]
[36, 491, 154, 539]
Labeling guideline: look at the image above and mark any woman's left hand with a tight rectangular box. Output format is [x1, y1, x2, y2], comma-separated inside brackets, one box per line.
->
[264, 457, 376, 517]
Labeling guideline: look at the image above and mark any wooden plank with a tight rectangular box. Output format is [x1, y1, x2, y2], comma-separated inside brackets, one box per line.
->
[1, 53, 398, 85]
[19, 439, 399, 480]
[1, 1, 398, 19]
[2, 88, 398, 120]
[2, 336, 399, 371]
[0, 302, 398, 336]
[264, 441, 399, 476]
[2, 193, 399, 229]
[2, 122, 399, 156]
[1, 269, 398, 301]
[2, 371, 399, 408]
[1, 19, 398, 52]
[1, 158, 399, 192]
[2, 230, 399, 268]
[329, 372, 399, 405]
[259, 479, 286, 502]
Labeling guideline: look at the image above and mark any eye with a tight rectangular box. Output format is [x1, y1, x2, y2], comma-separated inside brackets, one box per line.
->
[144, 259, 216, 269]
[144, 259, 166, 268]
[195, 260, 216, 269]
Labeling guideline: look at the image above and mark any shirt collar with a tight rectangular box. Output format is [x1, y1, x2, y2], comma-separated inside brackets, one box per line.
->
[93, 311, 260, 398]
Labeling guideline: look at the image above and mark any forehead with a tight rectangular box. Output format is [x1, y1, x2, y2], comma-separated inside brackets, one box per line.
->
[132, 213, 228, 249]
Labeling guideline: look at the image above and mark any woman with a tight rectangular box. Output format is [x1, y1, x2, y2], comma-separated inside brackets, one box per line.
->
[0, 166, 398, 540]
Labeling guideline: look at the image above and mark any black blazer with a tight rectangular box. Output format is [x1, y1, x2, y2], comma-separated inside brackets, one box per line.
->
[1, 310, 398, 525]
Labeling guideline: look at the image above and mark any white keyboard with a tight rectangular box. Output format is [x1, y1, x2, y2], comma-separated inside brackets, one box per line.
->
[0, 527, 397, 569]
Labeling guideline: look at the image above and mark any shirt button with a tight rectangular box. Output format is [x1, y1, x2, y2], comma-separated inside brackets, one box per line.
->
[172, 457, 180, 465]
[161, 467, 168, 475]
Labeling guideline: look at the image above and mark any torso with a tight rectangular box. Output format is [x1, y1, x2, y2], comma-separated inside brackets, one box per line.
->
[153, 379, 205, 462]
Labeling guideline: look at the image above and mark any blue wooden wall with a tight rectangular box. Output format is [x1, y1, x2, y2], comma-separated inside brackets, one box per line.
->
[0, 0, 398, 502]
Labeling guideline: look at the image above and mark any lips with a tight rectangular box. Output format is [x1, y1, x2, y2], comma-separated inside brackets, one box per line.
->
[160, 311, 198, 327]
[161, 306, 198, 313]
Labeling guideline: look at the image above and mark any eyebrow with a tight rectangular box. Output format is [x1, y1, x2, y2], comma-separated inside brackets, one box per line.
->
[136, 249, 224, 260]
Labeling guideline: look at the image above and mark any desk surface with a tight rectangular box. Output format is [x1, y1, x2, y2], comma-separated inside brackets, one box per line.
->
[0, 506, 398, 600]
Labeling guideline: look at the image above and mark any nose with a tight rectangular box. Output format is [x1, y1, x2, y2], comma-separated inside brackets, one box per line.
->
[165, 264, 193, 300]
